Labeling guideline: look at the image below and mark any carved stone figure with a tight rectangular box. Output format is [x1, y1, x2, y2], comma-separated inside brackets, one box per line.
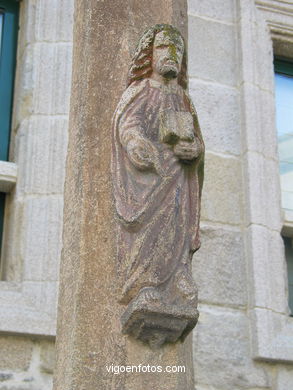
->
[112, 24, 204, 348]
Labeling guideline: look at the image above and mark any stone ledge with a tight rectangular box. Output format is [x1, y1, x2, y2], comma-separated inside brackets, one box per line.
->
[0, 162, 17, 193]
[121, 290, 198, 348]
[256, 0, 293, 18]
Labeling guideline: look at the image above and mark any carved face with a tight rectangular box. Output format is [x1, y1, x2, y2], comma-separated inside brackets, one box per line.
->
[152, 30, 184, 80]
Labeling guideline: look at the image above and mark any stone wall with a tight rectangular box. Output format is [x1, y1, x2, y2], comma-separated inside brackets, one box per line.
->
[0, 336, 54, 390]
[0, 1, 292, 389]
[0, 0, 72, 388]
[188, 0, 293, 389]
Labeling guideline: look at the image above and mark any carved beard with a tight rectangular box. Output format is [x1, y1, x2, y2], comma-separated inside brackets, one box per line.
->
[157, 59, 179, 79]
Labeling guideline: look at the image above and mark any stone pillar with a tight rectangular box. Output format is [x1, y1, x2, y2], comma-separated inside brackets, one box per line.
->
[53, 1, 194, 389]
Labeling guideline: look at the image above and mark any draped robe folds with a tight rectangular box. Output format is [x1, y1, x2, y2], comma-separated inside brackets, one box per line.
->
[112, 78, 204, 305]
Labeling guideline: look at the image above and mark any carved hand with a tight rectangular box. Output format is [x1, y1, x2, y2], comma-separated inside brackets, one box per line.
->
[173, 140, 201, 161]
[126, 137, 158, 171]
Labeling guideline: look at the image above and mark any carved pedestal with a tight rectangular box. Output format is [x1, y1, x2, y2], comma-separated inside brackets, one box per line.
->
[54, 2, 201, 390]
[121, 287, 199, 349]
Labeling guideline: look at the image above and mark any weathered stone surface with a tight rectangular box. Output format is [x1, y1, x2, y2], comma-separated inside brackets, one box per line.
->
[188, 15, 238, 86]
[25, 281, 59, 319]
[13, 43, 72, 131]
[0, 387, 33, 390]
[17, 1, 36, 59]
[251, 308, 293, 362]
[254, 8, 274, 94]
[246, 225, 288, 313]
[0, 0, 71, 382]
[121, 287, 199, 348]
[244, 151, 282, 232]
[188, 0, 236, 23]
[0, 161, 17, 193]
[201, 152, 242, 225]
[276, 366, 293, 390]
[189, 79, 241, 155]
[193, 306, 271, 390]
[21, 197, 63, 282]
[0, 338, 54, 390]
[40, 340, 55, 374]
[0, 336, 33, 371]
[113, 25, 204, 346]
[0, 373, 13, 382]
[34, 0, 74, 42]
[1, 199, 25, 281]
[241, 84, 278, 160]
[238, 0, 293, 365]
[16, 117, 68, 195]
[193, 226, 246, 307]
[195, 385, 270, 390]
[3, 0, 291, 388]
[32, 43, 72, 115]
[54, 1, 196, 390]
[17, 0, 74, 51]
[195, 385, 222, 390]
[12, 44, 34, 129]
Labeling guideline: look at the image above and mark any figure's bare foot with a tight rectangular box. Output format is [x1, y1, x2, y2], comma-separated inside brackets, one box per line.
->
[139, 287, 160, 302]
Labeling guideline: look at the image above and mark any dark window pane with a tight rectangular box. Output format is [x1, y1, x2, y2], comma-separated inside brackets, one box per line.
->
[283, 237, 293, 316]
[0, 1, 19, 161]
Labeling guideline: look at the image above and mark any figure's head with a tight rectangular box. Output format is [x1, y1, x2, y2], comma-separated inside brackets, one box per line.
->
[127, 24, 187, 89]
[152, 29, 184, 80]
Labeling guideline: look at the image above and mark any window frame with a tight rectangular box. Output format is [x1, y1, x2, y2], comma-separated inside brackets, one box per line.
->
[0, 0, 19, 262]
[238, 0, 293, 363]
[0, 0, 19, 161]
[0, 0, 72, 337]
[274, 57, 293, 316]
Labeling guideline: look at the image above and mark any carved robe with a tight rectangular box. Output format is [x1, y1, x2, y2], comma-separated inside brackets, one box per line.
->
[112, 78, 204, 305]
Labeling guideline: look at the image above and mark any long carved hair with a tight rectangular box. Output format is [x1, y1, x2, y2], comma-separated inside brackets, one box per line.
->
[127, 24, 188, 90]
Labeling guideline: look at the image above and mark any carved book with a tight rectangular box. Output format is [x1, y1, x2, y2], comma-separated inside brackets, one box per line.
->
[159, 110, 195, 144]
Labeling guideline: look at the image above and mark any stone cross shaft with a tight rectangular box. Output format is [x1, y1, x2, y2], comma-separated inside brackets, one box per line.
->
[53, 1, 196, 389]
